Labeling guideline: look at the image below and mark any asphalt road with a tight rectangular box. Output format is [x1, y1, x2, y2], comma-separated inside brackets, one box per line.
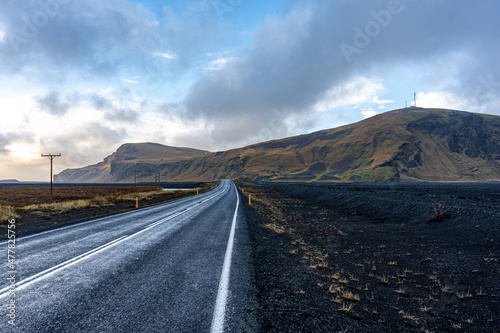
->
[0, 180, 257, 332]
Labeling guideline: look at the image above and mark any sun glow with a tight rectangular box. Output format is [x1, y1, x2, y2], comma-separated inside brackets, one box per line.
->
[6, 144, 40, 161]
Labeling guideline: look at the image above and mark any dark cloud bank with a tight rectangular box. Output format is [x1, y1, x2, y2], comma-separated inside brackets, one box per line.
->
[182, 0, 500, 148]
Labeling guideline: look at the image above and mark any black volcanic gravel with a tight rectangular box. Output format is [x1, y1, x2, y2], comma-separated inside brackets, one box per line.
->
[243, 182, 500, 332]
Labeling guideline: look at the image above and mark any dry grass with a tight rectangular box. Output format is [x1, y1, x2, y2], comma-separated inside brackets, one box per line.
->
[378, 275, 389, 284]
[23, 199, 94, 212]
[262, 223, 286, 234]
[419, 305, 432, 313]
[441, 285, 454, 294]
[428, 202, 452, 222]
[399, 310, 419, 322]
[332, 296, 343, 304]
[241, 187, 260, 194]
[0, 204, 19, 222]
[243, 187, 294, 236]
[0, 186, 163, 207]
[341, 289, 360, 302]
[339, 303, 355, 312]
[0, 186, 207, 217]
[394, 287, 408, 296]
[21, 190, 166, 213]
[476, 287, 487, 296]
[329, 284, 340, 294]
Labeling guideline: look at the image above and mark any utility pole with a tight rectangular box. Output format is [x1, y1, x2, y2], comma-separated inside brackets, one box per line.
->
[154, 170, 161, 185]
[41, 153, 61, 195]
[132, 170, 139, 186]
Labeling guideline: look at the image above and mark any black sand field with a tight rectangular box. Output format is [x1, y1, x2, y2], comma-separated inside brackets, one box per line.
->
[243, 182, 500, 332]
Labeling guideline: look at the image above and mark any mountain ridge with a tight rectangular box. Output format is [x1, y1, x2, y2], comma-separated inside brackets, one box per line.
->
[55, 108, 500, 183]
[55, 142, 209, 183]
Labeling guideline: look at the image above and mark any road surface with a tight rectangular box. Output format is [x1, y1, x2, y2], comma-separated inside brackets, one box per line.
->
[0, 180, 257, 332]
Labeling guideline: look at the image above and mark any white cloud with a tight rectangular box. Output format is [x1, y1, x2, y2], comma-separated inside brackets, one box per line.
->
[121, 78, 140, 84]
[210, 58, 233, 66]
[202, 57, 236, 71]
[152, 51, 177, 59]
[415, 91, 470, 110]
[313, 77, 391, 112]
[361, 108, 377, 118]
[0, 31, 5, 43]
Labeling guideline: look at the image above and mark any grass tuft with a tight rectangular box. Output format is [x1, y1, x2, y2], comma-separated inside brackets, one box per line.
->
[339, 303, 355, 312]
[0, 204, 19, 222]
[262, 223, 286, 234]
[428, 202, 452, 222]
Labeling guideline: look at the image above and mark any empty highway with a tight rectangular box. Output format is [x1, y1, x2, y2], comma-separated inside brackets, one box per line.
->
[0, 180, 257, 332]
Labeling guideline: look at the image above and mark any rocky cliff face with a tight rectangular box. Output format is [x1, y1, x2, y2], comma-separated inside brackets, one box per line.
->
[55, 108, 500, 183]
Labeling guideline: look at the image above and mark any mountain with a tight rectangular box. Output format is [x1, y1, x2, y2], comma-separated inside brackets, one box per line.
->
[0, 179, 20, 183]
[54, 143, 209, 183]
[55, 108, 500, 183]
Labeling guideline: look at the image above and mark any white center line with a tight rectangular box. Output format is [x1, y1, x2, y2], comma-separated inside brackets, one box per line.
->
[211, 181, 239, 333]
[0, 235, 127, 296]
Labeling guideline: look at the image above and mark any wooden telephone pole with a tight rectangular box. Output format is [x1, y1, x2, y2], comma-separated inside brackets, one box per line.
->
[41, 153, 61, 194]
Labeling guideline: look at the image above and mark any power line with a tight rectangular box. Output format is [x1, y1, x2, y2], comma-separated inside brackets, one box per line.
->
[41, 153, 61, 195]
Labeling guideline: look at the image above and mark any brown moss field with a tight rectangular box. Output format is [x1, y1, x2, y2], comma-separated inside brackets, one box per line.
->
[0, 186, 163, 208]
[0, 183, 217, 234]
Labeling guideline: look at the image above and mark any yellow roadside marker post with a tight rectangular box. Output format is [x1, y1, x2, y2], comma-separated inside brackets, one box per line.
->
[249, 194, 251, 206]
[136, 197, 138, 209]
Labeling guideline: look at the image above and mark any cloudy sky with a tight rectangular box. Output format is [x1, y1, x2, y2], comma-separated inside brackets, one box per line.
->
[1, 0, 499, 181]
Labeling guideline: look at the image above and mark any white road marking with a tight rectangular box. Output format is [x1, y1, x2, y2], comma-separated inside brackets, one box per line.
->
[211, 182, 239, 333]
[0, 184, 227, 298]
[0, 235, 127, 296]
